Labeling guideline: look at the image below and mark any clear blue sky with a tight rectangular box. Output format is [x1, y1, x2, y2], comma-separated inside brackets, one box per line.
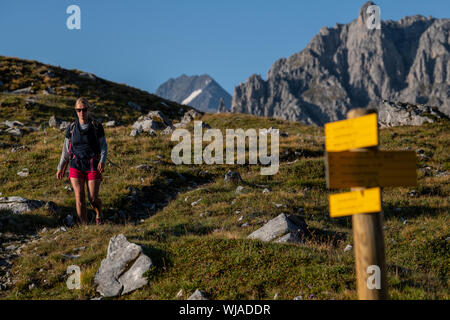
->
[0, 0, 448, 94]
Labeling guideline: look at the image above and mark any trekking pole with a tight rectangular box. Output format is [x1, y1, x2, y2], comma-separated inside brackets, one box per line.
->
[107, 158, 121, 169]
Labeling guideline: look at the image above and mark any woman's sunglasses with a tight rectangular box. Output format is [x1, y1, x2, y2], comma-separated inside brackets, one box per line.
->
[75, 108, 88, 113]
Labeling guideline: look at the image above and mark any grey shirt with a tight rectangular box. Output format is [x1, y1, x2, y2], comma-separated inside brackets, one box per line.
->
[57, 123, 108, 171]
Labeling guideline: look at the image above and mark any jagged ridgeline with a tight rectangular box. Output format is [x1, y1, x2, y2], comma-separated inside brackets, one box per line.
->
[0, 56, 188, 125]
[232, 1, 450, 126]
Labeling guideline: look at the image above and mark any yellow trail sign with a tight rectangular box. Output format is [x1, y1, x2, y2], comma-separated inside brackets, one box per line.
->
[329, 187, 381, 218]
[325, 113, 378, 151]
[326, 150, 417, 188]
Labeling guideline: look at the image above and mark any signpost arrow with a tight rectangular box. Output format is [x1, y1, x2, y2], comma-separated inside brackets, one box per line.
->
[329, 187, 381, 218]
[326, 150, 417, 189]
[325, 113, 378, 151]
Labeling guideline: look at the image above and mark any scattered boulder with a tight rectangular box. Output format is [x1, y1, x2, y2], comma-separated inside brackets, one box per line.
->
[25, 97, 37, 105]
[188, 289, 207, 300]
[105, 120, 116, 128]
[0, 196, 45, 214]
[191, 199, 202, 206]
[17, 168, 29, 177]
[12, 87, 33, 94]
[173, 122, 186, 128]
[79, 72, 96, 80]
[59, 121, 71, 131]
[248, 213, 308, 244]
[2, 120, 24, 128]
[61, 253, 80, 260]
[42, 87, 55, 95]
[182, 109, 200, 123]
[10, 145, 29, 153]
[94, 234, 152, 297]
[235, 186, 245, 194]
[49, 116, 62, 128]
[132, 110, 172, 134]
[5, 127, 23, 137]
[174, 109, 201, 128]
[130, 128, 142, 137]
[260, 127, 279, 136]
[160, 125, 174, 136]
[378, 100, 449, 128]
[146, 110, 172, 127]
[43, 70, 56, 79]
[224, 170, 243, 184]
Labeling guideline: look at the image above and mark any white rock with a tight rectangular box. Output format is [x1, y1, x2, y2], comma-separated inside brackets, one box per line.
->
[6, 127, 23, 136]
[188, 289, 207, 300]
[273, 203, 283, 208]
[105, 120, 116, 127]
[0, 196, 44, 214]
[235, 186, 245, 194]
[248, 213, 308, 243]
[94, 234, 153, 297]
[17, 168, 29, 177]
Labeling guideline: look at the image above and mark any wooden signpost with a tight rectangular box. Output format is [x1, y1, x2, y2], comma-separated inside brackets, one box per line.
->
[324, 109, 417, 300]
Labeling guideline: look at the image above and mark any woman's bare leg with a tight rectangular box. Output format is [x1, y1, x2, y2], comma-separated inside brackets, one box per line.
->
[87, 179, 102, 220]
[70, 177, 88, 225]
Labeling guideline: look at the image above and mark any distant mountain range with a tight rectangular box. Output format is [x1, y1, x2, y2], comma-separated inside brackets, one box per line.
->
[156, 74, 231, 113]
[232, 1, 450, 125]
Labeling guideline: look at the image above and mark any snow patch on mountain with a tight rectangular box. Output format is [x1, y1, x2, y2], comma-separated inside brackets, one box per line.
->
[182, 89, 202, 105]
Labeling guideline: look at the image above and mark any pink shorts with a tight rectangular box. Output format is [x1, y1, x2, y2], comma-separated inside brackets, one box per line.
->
[69, 167, 102, 181]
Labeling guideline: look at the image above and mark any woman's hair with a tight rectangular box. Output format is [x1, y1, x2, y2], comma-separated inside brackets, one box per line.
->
[75, 97, 92, 109]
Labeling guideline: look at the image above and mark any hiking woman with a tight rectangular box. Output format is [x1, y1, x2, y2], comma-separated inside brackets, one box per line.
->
[56, 98, 107, 225]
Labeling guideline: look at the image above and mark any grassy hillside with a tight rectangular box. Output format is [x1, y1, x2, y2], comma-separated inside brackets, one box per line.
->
[0, 56, 189, 125]
[0, 57, 448, 300]
[0, 112, 448, 300]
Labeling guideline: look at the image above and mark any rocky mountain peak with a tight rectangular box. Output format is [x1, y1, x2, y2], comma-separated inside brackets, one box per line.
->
[232, 3, 450, 126]
[358, 1, 377, 27]
[156, 74, 231, 113]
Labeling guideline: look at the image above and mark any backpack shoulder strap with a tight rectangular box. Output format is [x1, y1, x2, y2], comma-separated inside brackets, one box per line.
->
[90, 119, 101, 155]
[70, 122, 76, 135]
[68, 122, 76, 157]
[91, 119, 99, 138]
[90, 118, 99, 129]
